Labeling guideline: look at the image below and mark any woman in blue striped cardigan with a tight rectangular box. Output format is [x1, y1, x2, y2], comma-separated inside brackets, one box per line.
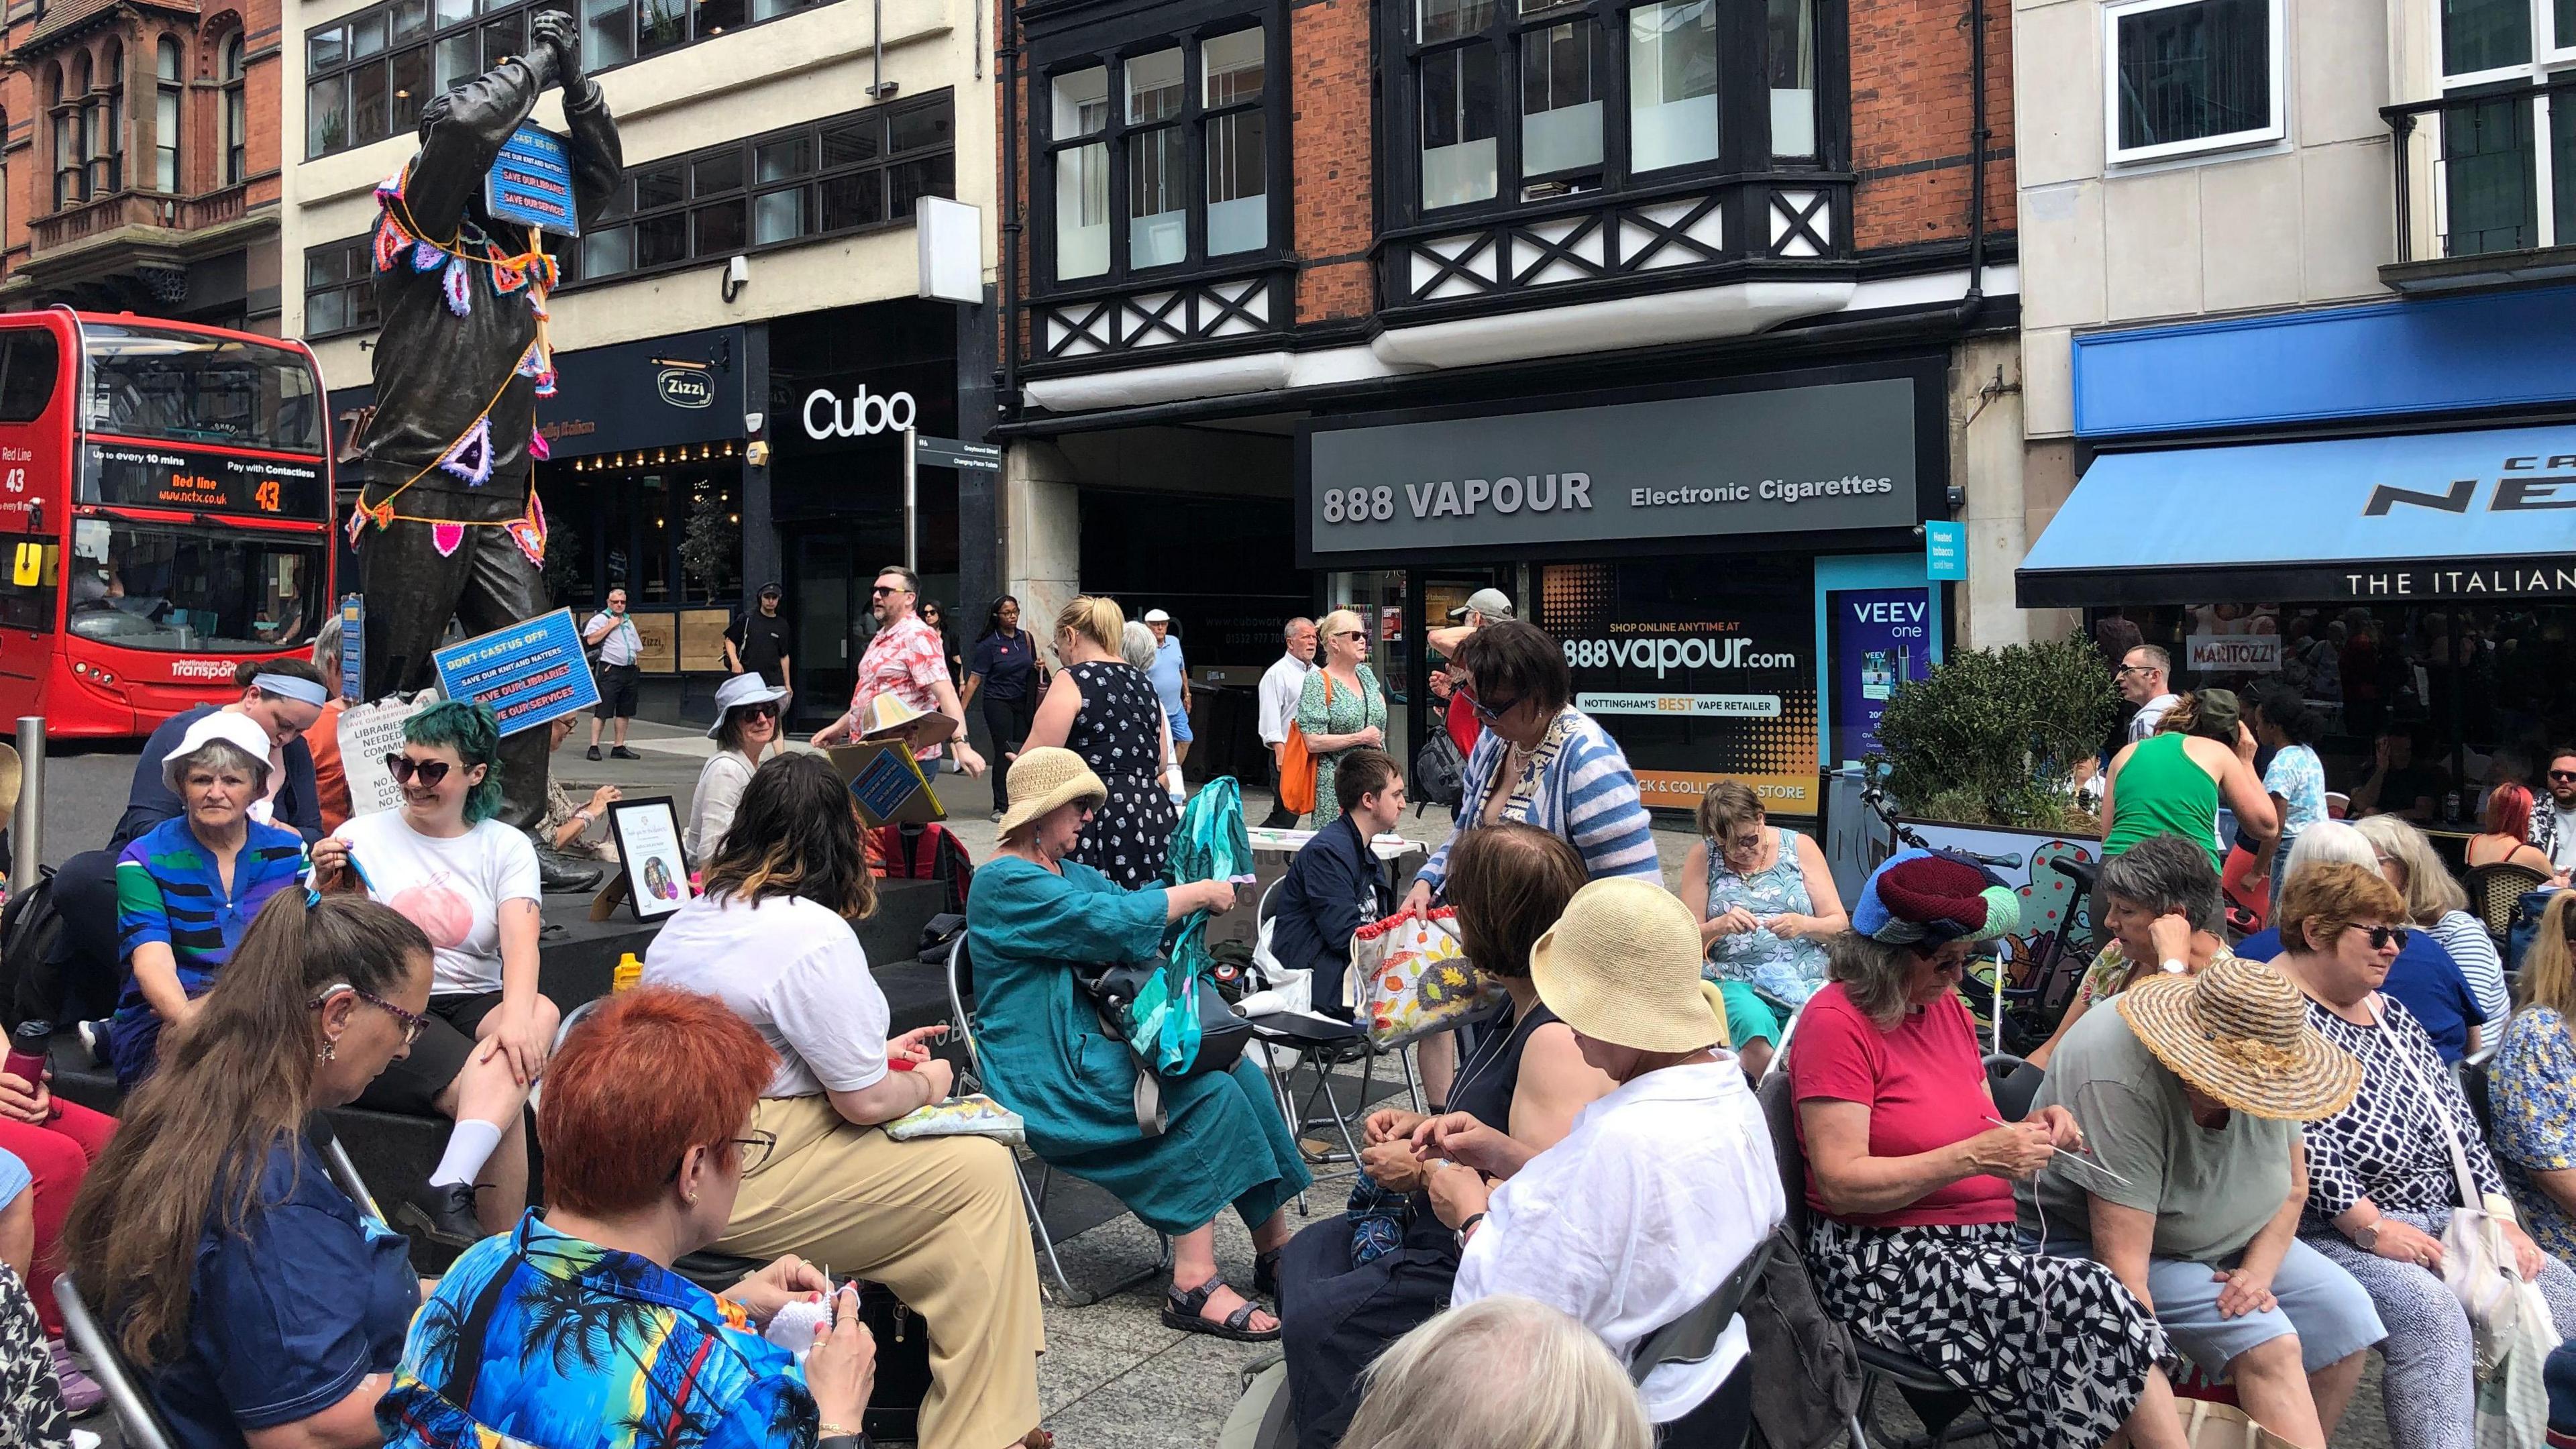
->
[1398, 620, 1662, 1101]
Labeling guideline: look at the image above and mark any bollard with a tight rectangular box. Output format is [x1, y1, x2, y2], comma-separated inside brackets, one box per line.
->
[10, 716, 39, 897]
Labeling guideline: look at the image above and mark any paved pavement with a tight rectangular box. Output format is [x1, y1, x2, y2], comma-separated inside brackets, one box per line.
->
[28, 716, 2398, 1448]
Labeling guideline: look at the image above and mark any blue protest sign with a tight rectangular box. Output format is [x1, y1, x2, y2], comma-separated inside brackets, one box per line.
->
[486, 125, 580, 237]
[1925, 521, 1968, 581]
[431, 608, 600, 735]
[339, 594, 364, 702]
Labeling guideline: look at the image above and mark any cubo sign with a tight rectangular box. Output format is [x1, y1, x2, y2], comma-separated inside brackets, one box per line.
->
[802, 385, 918, 440]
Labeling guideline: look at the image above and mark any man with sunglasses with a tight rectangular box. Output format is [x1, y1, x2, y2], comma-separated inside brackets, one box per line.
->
[810, 565, 985, 777]
[2532, 747, 2576, 873]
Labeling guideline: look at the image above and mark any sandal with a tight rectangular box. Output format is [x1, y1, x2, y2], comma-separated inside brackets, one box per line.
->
[1161, 1275, 1281, 1342]
[1253, 1246, 1285, 1299]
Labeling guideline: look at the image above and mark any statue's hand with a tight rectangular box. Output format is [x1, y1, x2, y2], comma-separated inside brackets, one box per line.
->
[529, 11, 581, 89]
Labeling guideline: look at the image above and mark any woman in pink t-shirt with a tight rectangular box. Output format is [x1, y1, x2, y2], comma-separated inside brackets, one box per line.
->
[1790, 851, 2188, 1449]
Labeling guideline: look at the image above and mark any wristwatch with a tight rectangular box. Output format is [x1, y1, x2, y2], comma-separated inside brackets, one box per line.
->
[1454, 1211, 1487, 1247]
[2350, 1218, 2380, 1252]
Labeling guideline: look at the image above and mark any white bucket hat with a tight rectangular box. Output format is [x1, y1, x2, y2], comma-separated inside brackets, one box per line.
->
[706, 672, 790, 739]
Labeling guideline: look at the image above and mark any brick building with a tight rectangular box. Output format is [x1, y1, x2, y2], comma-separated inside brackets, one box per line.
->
[988, 0, 2029, 818]
[0, 0, 283, 323]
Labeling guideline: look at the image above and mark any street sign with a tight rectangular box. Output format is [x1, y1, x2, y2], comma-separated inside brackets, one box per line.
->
[912, 435, 1002, 472]
[338, 594, 364, 702]
[1925, 521, 1968, 581]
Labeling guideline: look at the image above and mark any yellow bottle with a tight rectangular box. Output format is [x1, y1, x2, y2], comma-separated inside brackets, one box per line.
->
[612, 952, 643, 993]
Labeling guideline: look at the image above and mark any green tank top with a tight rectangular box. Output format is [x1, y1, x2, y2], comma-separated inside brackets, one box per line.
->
[2102, 732, 2222, 867]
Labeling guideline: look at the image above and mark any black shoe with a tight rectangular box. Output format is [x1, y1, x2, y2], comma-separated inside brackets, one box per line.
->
[610, 746, 641, 760]
[399, 1182, 484, 1248]
[586, 745, 602, 761]
[536, 849, 604, 894]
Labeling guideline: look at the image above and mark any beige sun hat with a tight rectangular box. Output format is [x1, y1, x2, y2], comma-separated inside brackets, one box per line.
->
[855, 690, 959, 749]
[1528, 877, 1731, 1055]
[2115, 955, 2361, 1121]
[996, 747, 1108, 840]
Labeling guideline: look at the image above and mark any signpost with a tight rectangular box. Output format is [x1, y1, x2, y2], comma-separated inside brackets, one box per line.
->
[902, 433, 1003, 571]
[431, 607, 601, 735]
[338, 595, 364, 703]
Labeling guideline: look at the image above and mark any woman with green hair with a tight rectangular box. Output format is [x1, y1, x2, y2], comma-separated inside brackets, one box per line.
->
[312, 699, 559, 1248]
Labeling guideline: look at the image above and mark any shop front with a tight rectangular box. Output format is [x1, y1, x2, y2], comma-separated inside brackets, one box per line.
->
[1298, 358, 1951, 819]
[531, 327, 751, 723]
[2018, 288, 2576, 851]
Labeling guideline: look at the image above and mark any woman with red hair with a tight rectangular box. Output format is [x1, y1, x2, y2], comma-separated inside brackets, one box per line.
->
[2468, 782, 2564, 880]
[377, 986, 875, 1449]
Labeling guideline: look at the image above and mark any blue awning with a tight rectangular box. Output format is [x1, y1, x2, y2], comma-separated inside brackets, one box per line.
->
[2017, 423, 2576, 608]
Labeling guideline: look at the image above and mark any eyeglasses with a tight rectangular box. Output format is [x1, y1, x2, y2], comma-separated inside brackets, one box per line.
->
[1723, 834, 1766, 855]
[735, 702, 779, 722]
[667, 1129, 777, 1181]
[2349, 923, 2412, 951]
[1464, 685, 1521, 724]
[2114, 663, 2154, 678]
[384, 755, 452, 787]
[311, 985, 430, 1046]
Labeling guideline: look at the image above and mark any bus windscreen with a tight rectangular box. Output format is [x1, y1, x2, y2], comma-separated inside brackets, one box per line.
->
[80, 323, 324, 456]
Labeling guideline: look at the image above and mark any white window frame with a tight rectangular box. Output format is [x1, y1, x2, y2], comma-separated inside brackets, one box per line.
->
[2426, 0, 2576, 254]
[2101, 0, 2286, 167]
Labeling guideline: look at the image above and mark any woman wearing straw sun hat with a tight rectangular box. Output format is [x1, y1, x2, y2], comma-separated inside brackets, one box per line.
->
[1792, 849, 2184, 1449]
[1421, 876, 1782, 1431]
[967, 747, 1311, 1342]
[2021, 951, 2385, 1449]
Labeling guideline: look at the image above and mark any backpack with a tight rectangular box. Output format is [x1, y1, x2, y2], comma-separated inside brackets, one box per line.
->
[870, 822, 974, 916]
[1411, 724, 1466, 811]
[0, 869, 60, 1031]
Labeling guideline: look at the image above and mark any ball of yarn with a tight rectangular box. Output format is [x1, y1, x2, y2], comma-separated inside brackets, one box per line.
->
[763, 1295, 833, 1353]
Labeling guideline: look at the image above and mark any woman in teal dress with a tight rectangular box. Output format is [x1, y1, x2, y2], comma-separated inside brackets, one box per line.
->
[1298, 609, 1388, 828]
[967, 747, 1312, 1341]
[2496, 892, 2576, 1257]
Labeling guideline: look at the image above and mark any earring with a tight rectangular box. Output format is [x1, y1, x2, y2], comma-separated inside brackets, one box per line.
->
[686, 1189, 700, 1205]
[318, 1036, 337, 1063]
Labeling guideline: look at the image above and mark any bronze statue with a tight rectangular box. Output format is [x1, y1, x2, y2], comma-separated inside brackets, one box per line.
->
[349, 11, 622, 826]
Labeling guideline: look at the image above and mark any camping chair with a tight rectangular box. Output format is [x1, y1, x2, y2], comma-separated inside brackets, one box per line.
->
[1984, 1052, 2043, 1121]
[1756, 1069, 1988, 1449]
[2463, 863, 2550, 950]
[56, 1272, 176, 1449]
[946, 934, 1169, 1307]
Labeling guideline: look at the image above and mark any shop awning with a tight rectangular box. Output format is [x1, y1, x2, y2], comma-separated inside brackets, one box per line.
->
[2017, 423, 2576, 608]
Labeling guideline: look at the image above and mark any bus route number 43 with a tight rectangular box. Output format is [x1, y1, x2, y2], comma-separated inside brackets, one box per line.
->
[256, 480, 281, 513]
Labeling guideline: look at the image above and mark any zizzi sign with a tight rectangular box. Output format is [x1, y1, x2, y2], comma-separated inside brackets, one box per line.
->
[1302, 378, 1922, 559]
[657, 368, 714, 409]
[803, 384, 918, 440]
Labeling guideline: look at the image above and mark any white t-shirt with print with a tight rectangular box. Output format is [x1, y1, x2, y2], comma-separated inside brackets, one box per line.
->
[333, 812, 543, 996]
[641, 892, 890, 1099]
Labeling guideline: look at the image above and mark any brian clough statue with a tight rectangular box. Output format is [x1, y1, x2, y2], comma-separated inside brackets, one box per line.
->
[347, 10, 621, 826]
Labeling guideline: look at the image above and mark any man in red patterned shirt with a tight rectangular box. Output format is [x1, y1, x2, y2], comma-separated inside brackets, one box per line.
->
[810, 564, 987, 777]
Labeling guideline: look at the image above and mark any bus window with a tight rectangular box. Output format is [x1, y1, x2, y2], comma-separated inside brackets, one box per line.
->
[80, 323, 324, 455]
[0, 331, 59, 424]
[0, 531, 56, 633]
[64, 519, 320, 651]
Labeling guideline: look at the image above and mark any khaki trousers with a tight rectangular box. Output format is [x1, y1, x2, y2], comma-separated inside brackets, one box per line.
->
[716, 1095, 1045, 1449]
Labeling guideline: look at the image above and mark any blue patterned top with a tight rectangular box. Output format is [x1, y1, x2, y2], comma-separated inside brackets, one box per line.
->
[378, 1215, 818, 1449]
[1700, 826, 1827, 1006]
[2262, 744, 2328, 835]
[1417, 707, 1660, 894]
[2494, 1006, 2576, 1260]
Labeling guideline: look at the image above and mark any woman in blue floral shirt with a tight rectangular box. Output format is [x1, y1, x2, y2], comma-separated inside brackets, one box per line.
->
[2496, 892, 2576, 1258]
[380, 987, 875, 1449]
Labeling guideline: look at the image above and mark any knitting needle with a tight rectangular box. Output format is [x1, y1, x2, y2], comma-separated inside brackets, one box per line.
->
[1985, 1116, 2132, 1186]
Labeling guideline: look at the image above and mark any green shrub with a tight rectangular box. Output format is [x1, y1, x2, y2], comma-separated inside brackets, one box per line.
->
[1866, 637, 2116, 830]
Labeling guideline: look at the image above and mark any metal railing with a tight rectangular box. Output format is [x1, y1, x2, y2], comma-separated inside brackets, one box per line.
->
[2383, 74, 2576, 264]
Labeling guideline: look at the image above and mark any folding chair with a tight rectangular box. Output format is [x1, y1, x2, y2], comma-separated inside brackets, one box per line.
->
[945, 934, 1169, 1307]
[1240, 884, 1423, 1192]
[1633, 1237, 1773, 1449]
[55, 1272, 176, 1449]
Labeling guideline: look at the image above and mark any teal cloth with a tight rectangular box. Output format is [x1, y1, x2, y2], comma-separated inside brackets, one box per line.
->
[967, 854, 1312, 1235]
[1157, 778, 1258, 1071]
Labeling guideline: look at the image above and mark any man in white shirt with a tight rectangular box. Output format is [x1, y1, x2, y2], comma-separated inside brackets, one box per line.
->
[583, 588, 643, 760]
[2118, 644, 2178, 743]
[1257, 616, 1318, 828]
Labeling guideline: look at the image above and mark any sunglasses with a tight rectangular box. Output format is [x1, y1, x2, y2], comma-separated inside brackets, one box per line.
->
[1463, 684, 1521, 724]
[2551, 770, 2576, 783]
[734, 702, 779, 722]
[384, 755, 453, 787]
[872, 584, 911, 597]
[2349, 923, 2412, 951]
[2114, 663, 2154, 677]
[311, 985, 431, 1046]
[1334, 629, 1367, 641]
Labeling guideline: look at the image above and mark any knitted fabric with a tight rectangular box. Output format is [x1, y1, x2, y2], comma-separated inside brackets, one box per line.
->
[1851, 847, 2021, 945]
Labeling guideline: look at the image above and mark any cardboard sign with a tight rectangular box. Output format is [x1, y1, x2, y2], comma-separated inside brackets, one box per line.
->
[486, 124, 581, 237]
[338, 692, 435, 817]
[827, 741, 946, 827]
[431, 608, 600, 736]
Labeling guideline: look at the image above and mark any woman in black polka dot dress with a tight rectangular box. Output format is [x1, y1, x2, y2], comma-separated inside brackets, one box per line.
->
[1026, 596, 1179, 888]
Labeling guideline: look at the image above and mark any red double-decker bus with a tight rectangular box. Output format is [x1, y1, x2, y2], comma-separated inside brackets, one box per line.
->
[0, 310, 331, 738]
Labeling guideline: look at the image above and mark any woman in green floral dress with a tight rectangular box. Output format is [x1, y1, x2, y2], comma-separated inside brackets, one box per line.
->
[1297, 608, 1388, 828]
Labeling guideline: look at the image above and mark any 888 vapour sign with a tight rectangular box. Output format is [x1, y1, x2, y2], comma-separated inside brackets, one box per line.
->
[1538, 559, 1820, 814]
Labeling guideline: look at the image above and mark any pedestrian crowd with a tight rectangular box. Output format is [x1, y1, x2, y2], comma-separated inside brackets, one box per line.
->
[0, 583, 2571, 1449]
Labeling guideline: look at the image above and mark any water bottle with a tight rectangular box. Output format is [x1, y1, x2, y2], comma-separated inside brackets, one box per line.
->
[2445, 790, 2462, 823]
